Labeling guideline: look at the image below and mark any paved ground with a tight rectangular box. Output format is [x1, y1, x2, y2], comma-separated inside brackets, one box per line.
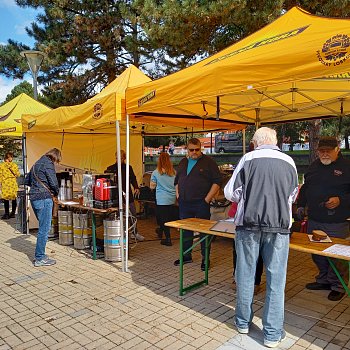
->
[0, 207, 350, 350]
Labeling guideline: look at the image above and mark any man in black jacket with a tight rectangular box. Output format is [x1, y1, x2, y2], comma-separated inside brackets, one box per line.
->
[105, 150, 144, 241]
[174, 138, 221, 270]
[298, 137, 350, 301]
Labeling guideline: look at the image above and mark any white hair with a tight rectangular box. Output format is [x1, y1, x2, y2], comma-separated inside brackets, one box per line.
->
[252, 127, 277, 147]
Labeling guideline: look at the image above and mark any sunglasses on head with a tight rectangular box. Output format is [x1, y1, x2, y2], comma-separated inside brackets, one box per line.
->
[188, 148, 200, 152]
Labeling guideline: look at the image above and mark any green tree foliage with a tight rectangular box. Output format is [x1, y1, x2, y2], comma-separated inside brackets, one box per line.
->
[0, 138, 22, 162]
[0, 40, 30, 79]
[0, 0, 348, 107]
[7, 0, 155, 106]
[1, 81, 34, 105]
[136, 0, 350, 75]
[144, 135, 185, 148]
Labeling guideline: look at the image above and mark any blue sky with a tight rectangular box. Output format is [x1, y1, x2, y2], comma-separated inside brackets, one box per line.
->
[0, 0, 38, 103]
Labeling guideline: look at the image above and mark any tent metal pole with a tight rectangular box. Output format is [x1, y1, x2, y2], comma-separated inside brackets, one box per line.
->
[255, 108, 261, 129]
[116, 121, 125, 272]
[22, 133, 30, 235]
[125, 114, 130, 272]
[242, 129, 246, 155]
[142, 134, 145, 174]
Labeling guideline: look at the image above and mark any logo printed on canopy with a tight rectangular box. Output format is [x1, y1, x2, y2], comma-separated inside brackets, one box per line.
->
[93, 103, 103, 119]
[28, 120, 36, 129]
[205, 25, 309, 66]
[138, 90, 156, 107]
[0, 127, 16, 134]
[317, 34, 350, 67]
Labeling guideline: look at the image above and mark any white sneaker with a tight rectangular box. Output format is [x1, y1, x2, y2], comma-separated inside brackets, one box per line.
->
[131, 232, 144, 241]
[234, 320, 249, 334]
[264, 330, 286, 348]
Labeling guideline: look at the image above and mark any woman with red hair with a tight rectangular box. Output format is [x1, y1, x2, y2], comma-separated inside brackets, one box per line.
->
[150, 152, 177, 246]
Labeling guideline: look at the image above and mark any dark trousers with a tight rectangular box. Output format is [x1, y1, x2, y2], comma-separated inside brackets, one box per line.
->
[179, 199, 211, 259]
[156, 204, 178, 241]
[4, 200, 17, 215]
[308, 219, 349, 292]
[233, 238, 264, 285]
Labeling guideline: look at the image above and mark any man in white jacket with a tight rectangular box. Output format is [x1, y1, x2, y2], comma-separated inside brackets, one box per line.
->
[224, 127, 298, 348]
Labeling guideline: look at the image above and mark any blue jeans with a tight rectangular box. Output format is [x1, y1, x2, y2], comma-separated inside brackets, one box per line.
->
[31, 198, 53, 261]
[179, 199, 211, 258]
[235, 229, 289, 342]
[307, 220, 349, 292]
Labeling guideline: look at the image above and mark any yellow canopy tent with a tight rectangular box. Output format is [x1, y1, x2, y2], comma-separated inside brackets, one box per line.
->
[0, 93, 50, 137]
[22, 64, 244, 174]
[126, 7, 350, 126]
[21, 65, 153, 175]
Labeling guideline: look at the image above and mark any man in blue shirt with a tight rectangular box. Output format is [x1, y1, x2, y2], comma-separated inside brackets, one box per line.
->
[174, 138, 222, 270]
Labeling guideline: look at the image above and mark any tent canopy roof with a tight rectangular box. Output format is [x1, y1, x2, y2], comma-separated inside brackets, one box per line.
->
[0, 93, 50, 137]
[126, 7, 350, 125]
[22, 65, 243, 134]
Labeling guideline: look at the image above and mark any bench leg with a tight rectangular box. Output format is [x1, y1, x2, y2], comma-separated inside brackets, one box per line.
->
[179, 232, 213, 296]
[327, 257, 350, 297]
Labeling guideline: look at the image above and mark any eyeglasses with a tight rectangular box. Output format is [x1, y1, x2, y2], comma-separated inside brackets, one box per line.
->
[188, 148, 200, 152]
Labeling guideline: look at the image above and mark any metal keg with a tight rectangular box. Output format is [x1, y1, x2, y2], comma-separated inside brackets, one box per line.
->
[58, 210, 73, 245]
[73, 213, 91, 249]
[103, 219, 123, 261]
[48, 216, 59, 239]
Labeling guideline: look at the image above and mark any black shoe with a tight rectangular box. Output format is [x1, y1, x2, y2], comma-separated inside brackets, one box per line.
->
[174, 257, 193, 266]
[305, 282, 331, 290]
[1, 214, 10, 220]
[9, 212, 15, 218]
[201, 259, 210, 271]
[328, 290, 345, 301]
[161, 239, 172, 246]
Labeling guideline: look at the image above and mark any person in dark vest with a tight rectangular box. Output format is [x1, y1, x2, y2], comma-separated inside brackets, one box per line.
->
[298, 136, 350, 301]
[174, 138, 222, 271]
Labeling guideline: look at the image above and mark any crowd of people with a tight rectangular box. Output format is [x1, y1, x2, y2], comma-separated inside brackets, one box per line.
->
[1, 128, 350, 348]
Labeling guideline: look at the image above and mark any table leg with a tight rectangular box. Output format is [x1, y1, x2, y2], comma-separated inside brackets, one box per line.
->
[180, 228, 184, 296]
[91, 212, 97, 260]
[327, 258, 350, 296]
[178, 233, 214, 296]
[204, 235, 209, 284]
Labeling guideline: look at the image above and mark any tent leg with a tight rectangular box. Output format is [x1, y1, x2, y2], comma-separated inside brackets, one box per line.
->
[125, 115, 130, 273]
[116, 121, 125, 272]
[255, 108, 261, 129]
[22, 133, 30, 235]
[242, 129, 246, 154]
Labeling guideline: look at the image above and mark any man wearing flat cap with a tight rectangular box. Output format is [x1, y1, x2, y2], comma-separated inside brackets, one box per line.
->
[298, 136, 350, 301]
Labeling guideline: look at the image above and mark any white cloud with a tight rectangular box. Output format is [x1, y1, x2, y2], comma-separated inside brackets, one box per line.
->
[0, 77, 23, 103]
[0, 0, 16, 9]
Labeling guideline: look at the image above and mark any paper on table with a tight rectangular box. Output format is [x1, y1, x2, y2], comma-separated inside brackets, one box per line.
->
[60, 201, 78, 205]
[307, 234, 332, 243]
[323, 244, 350, 258]
[210, 220, 236, 234]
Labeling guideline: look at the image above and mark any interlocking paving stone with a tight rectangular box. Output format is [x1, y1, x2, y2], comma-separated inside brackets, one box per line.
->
[0, 210, 349, 349]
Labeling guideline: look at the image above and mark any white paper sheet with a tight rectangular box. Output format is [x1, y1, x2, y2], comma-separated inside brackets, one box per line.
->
[60, 201, 78, 205]
[323, 244, 350, 258]
[210, 220, 236, 234]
